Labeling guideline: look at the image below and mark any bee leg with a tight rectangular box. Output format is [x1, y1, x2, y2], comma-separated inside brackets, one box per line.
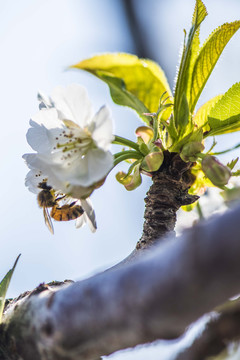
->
[56, 195, 67, 202]
[69, 201, 77, 207]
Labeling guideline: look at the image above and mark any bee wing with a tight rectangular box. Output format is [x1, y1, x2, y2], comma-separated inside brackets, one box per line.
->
[43, 207, 54, 235]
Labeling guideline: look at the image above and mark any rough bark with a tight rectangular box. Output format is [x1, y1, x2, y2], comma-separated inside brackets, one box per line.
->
[2, 205, 240, 360]
[137, 151, 199, 250]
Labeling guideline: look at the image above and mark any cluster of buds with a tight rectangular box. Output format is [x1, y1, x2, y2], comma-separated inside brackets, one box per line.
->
[180, 141, 232, 188]
[116, 126, 164, 191]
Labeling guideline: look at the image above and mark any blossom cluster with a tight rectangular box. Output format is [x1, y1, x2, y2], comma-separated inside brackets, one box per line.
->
[23, 84, 114, 232]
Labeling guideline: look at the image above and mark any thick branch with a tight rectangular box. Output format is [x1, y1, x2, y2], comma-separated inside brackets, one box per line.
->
[138, 152, 198, 249]
[2, 205, 240, 360]
[175, 300, 240, 360]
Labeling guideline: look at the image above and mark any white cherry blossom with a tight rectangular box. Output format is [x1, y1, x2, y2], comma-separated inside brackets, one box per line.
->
[25, 84, 114, 192]
[23, 84, 113, 232]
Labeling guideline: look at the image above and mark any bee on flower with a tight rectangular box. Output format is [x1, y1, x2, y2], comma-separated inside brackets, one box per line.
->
[23, 84, 114, 233]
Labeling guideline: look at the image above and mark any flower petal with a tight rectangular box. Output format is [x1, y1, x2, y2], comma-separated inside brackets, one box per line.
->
[78, 198, 97, 232]
[27, 109, 64, 153]
[91, 105, 114, 151]
[39, 148, 113, 188]
[23, 153, 64, 191]
[24, 169, 46, 194]
[64, 149, 113, 187]
[51, 84, 94, 127]
[30, 108, 62, 129]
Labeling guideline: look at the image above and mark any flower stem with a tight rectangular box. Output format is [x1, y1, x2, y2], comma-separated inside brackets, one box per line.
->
[196, 201, 204, 220]
[113, 135, 140, 152]
[212, 142, 240, 155]
[153, 116, 159, 142]
[113, 151, 142, 167]
[196, 152, 205, 159]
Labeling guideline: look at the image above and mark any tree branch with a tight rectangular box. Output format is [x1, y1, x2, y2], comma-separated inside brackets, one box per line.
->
[175, 299, 240, 360]
[137, 152, 198, 250]
[2, 205, 240, 360]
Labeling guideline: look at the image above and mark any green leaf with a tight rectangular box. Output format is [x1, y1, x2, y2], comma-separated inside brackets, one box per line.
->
[207, 82, 240, 136]
[185, 0, 208, 103]
[98, 73, 150, 123]
[178, 92, 190, 134]
[71, 53, 173, 121]
[182, 202, 198, 212]
[193, 95, 223, 131]
[170, 128, 203, 152]
[174, 0, 207, 132]
[232, 169, 240, 177]
[227, 157, 239, 170]
[0, 255, 20, 322]
[116, 163, 142, 191]
[190, 21, 240, 111]
[186, 28, 200, 102]
[192, 0, 208, 28]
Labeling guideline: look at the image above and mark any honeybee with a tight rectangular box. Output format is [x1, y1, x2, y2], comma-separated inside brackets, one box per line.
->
[37, 182, 56, 234]
[37, 182, 84, 234]
[51, 202, 84, 221]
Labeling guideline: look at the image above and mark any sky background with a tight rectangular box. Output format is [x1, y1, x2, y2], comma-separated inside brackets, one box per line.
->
[1, 1, 240, 359]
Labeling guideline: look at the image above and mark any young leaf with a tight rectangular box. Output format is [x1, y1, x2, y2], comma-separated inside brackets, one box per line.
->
[207, 82, 240, 136]
[181, 202, 198, 212]
[174, 0, 207, 132]
[71, 53, 172, 118]
[170, 128, 203, 152]
[232, 169, 240, 176]
[190, 21, 240, 111]
[97, 73, 150, 123]
[227, 157, 239, 170]
[185, 0, 208, 103]
[178, 92, 190, 134]
[0, 254, 20, 322]
[193, 94, 223, 131]
[192, 0, 208, 28]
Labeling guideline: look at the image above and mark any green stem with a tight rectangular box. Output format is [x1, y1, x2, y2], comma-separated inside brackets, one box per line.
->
[212, 142, 240, 155]
[153, 116, 159, 142]
[113, 135, 140, 152]
[113, 151, 142, 167]
[196, 153, 205, 159]
[196, 201, 204, 220]
[206, 138, 217, 154]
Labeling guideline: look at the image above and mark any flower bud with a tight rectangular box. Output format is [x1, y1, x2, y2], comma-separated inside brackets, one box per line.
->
[141, 150, 164, 172]
[180, 141, 204, 162]
[138, 140, 149, 156]
[201, 155, 231, 187]
[135, 126, 154, 144]
[116, 164, 142, 191]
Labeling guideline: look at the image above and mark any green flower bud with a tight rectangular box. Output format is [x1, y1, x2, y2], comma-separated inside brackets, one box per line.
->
[141, 150, 164, 172]
[115, 164, 142, 191]
[201, 155, 231, 187]
[139, 142, 149, 156]
[180, 141, 204, 162]
[135, 126, 154, 144]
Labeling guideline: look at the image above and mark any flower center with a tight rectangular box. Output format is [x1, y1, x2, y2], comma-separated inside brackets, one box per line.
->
[54, 128, 94, 155]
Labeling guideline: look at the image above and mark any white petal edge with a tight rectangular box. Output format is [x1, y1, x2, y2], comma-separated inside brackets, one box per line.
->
[91, 105, 114, 151]
[51, 84, 94, 127]
[78, 198, 97, 232]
